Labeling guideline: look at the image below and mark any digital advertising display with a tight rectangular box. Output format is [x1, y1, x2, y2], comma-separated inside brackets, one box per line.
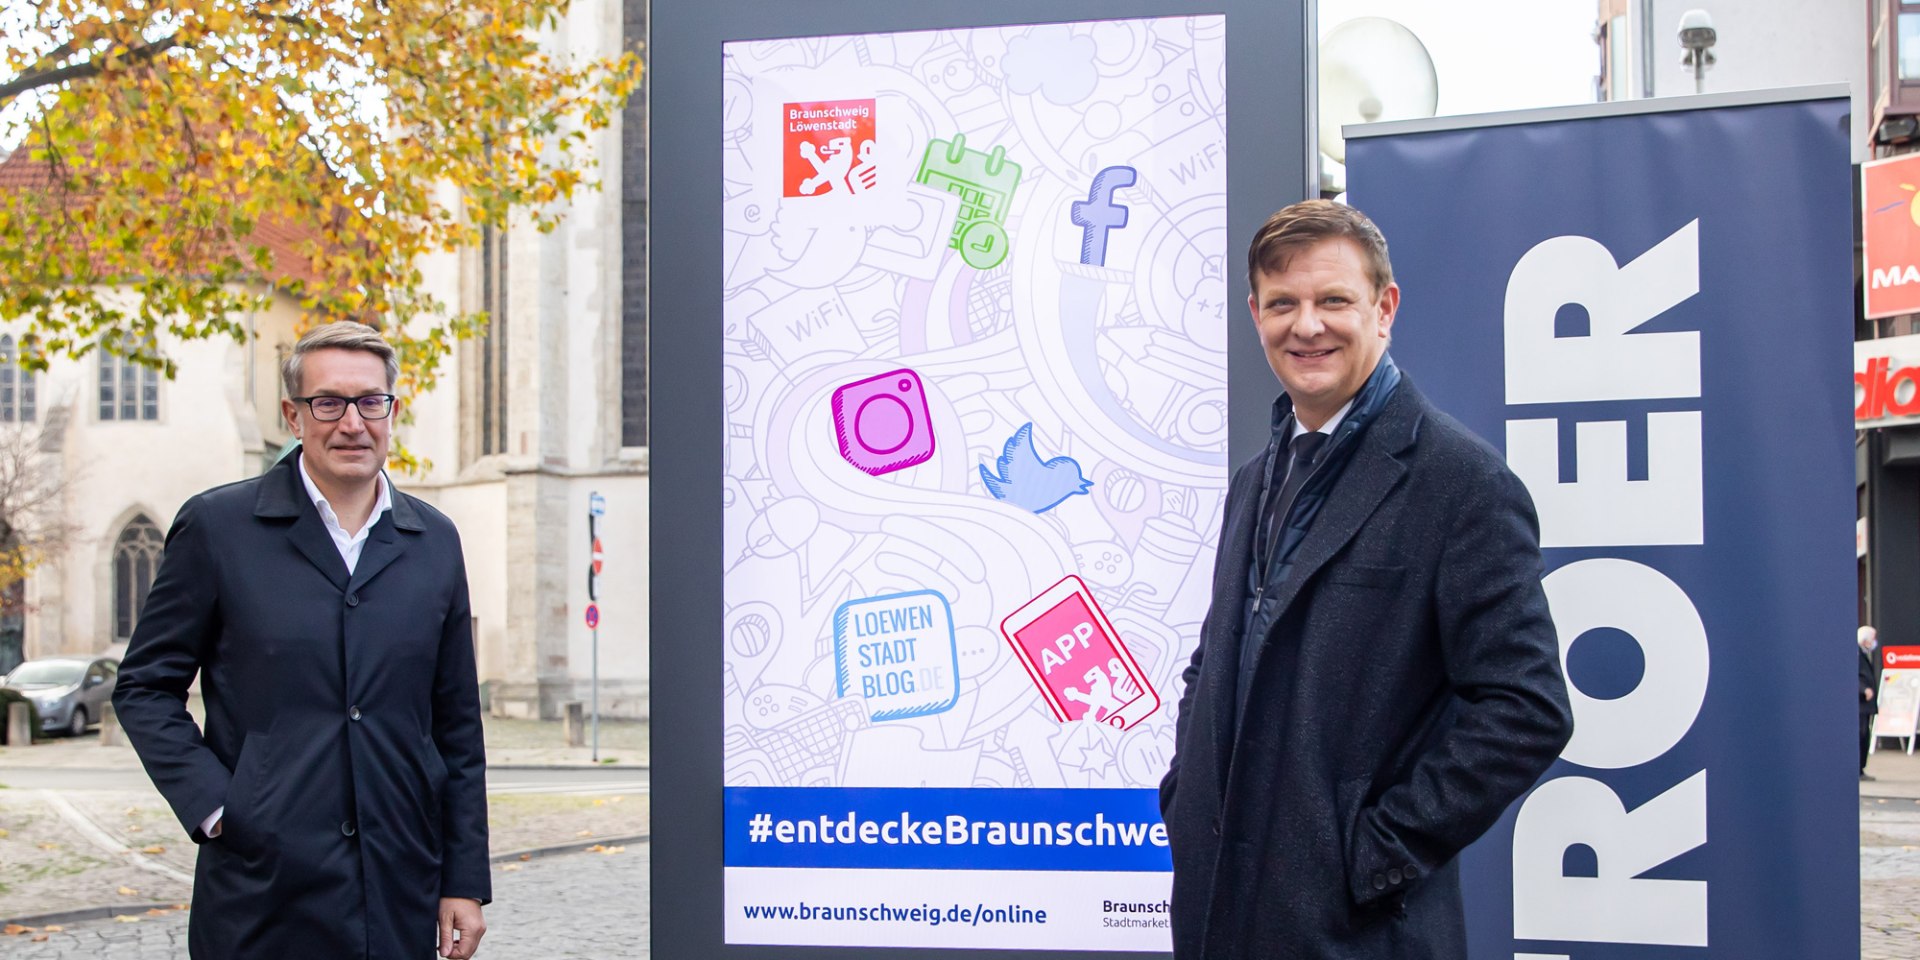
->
[718, 17, 1228, 951]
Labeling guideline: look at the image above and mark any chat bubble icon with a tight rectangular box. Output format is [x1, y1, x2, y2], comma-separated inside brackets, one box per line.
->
[833, 589, 960, 722]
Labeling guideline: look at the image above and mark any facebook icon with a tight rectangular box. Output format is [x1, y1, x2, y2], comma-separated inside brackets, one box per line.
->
[1070, 165, 1137, 267]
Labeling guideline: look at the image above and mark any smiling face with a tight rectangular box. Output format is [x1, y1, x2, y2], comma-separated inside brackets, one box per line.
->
[281, 347, 393, 496]
[1247, 237, 1399, 430]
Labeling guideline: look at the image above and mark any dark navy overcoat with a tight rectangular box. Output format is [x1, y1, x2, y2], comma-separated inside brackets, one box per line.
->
[114, 450, 489, 959]
[1161, 378, 1572, 960]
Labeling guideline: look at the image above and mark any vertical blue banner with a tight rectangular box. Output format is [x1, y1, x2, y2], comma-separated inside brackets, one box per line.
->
[1348, 93, 1856, 958]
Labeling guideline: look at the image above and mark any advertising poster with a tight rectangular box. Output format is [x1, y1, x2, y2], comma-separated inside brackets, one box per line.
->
[1875, 645, 1920, 745]
[1348, 91, 1856, 958]
[719, 17, 1227, 951]
[1863, 153, 1920, 320]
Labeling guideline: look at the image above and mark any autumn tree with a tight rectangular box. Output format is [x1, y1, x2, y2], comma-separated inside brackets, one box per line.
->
[0, 1, 642, 441]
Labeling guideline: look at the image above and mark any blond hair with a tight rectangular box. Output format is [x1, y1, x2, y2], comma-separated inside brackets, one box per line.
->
[281, 322, 399, 397]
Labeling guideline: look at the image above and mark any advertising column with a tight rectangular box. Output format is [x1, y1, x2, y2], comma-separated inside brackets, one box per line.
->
[1347, 89, 1857, 958]
[719, 18, 1227, 951]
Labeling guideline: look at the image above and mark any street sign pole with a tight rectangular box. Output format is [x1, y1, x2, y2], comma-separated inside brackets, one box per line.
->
[588, 491, 606, 762]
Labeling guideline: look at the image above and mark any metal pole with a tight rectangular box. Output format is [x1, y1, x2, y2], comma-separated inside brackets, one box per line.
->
[1694, 59, 1705, 95]
[592, 624, 600, 762]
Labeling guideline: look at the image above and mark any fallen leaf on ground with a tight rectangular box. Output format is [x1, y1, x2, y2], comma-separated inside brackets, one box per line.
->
[4, 924, 33, 936]
[141, 845, 166, 854]
[0, 827, 10, 837]
[146, 909, 172, 916]
[42, 925, 62, 932]
[124, 807, 139, 817]
[128, 824, 144, 832]
[117, 886, 140, 896]
[31, 935, 47, 942]
[518, 854, 531, 861]
[575, 829, 593, 838]
[37, 842, 57, 850]
[585, 844, 625, 855]
[112, 916, 141, 924]
[593, 798, 607, 806]
[500, 864, 521, 872]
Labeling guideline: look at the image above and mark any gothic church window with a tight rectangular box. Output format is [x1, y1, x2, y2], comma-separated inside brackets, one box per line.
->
[99, 353, 158, 421]
[0, 337, 35, 422]
[113, 515, 163, 642]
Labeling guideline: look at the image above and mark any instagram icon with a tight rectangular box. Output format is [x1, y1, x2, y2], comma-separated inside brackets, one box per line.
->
[831, 369, 936, 476]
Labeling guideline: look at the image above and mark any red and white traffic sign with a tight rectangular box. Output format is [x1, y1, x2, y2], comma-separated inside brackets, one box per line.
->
[585, 604, 600, 629]
[591, 537, 605, 576]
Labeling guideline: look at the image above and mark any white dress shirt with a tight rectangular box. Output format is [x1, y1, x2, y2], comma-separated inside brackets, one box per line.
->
[201, 457, 393, 838]
[1290, 395, 1357, 443]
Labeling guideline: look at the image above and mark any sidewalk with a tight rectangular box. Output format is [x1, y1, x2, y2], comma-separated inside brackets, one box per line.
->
[0, 711, 649, 771]
[1863, 742, 1920, 799]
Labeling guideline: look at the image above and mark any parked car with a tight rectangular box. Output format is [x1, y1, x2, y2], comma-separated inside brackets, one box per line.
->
[1, 655, 118, 737]
[0, 686, 38, 744]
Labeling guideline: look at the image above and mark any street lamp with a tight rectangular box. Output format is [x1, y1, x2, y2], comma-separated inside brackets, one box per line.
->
[1678, 9, 1717, 95]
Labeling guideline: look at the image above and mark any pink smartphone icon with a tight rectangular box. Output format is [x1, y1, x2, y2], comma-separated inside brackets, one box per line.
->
[1000, 576, 1159, 730]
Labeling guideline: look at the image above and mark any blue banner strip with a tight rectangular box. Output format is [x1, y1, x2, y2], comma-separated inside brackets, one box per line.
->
[724, 787, 1172, 872]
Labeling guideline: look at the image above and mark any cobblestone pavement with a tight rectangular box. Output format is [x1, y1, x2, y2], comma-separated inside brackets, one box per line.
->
[1862, 796, 1920, 960]
[0, 842, 652, 959]
[0, 787, 647, 921]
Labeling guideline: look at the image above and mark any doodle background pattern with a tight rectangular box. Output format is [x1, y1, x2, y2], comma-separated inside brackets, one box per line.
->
[723, 16, 1227, 798]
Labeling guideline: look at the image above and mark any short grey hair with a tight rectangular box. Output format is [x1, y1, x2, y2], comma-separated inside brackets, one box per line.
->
[281, 322, 399, 398]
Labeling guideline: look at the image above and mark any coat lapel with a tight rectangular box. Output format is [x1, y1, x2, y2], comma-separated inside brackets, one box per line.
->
[1263, 383, 1423, 622]
[347, 492, 425, 594]
[1207, 453, 1269, 781]
[255, 449, 349, 592]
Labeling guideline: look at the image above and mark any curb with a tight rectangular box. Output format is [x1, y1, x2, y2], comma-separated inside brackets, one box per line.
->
[490, 831, 651, 864]
[2, 834, 654, 929]
[486, 764, 650, 772]
[1, 901, 186, 930]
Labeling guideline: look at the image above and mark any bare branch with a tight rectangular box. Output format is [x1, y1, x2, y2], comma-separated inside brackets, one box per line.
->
[0, 34, 183, 108]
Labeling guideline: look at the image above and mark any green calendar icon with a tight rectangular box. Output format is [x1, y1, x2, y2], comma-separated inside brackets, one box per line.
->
[915, 134, 1022, 270]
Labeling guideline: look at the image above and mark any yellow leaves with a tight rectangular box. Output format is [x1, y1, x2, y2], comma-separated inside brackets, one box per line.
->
[3, 1, 640, 473]
[117, 885, 140, 896]
[140, 844, 166, 854]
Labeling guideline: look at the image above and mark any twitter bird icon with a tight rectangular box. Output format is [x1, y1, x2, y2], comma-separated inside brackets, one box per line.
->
[979, 423, 1094, 514]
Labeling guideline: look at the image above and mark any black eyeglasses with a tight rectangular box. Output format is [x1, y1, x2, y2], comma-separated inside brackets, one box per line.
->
[292, 394, 397, 421]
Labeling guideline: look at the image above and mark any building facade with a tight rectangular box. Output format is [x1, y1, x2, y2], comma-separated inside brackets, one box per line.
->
[4, 0, 653, 720]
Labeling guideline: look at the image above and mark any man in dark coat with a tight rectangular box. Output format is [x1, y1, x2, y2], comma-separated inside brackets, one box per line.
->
[115, 321, 490, 959]
[1161, 201, 1573, 959]
[1861, 625, 1882, 780]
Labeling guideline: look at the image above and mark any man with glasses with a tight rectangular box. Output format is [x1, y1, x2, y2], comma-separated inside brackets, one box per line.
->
[115, 321, 490, 960]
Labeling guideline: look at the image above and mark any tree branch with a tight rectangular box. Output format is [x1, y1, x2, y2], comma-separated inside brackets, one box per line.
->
[0, 34, 183, 108]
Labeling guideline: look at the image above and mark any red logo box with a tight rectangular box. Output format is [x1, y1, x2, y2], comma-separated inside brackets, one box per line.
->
[783, 99, 878, 198]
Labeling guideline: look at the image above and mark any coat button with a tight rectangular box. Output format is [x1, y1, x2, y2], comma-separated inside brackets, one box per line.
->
[1404, 864, 1420, 880]
[1373, 874, 1388, 891]
[349, 706, 361, 721]
[340, 820, 357, 837]
[346, 593, 359, 607]
[1388, 868, 1403, 885]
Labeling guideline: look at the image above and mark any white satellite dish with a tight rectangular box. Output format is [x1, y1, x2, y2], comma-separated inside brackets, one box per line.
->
[1318, 17, 1439, 166]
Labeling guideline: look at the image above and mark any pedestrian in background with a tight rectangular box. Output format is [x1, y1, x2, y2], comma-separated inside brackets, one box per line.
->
[1159, 201, 1572, 960]
[114, 322, 491, 959]
[1863, 625, 1883, 781]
